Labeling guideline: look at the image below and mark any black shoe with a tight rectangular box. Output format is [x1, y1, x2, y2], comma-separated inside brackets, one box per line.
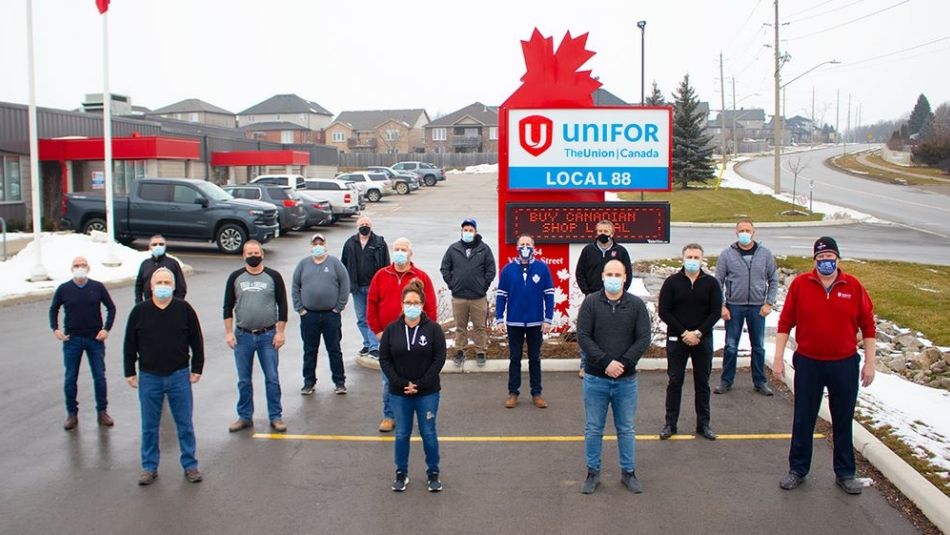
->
[392, 471, 409, 492]
[359, 346, 370, 356]
[427, 472, 443, 492]
[779, 472, 805, 490]
[659, 425, 676, 440]
[453, 350, 464, 367]
[836, 476, 863, 495]
[300, 383, 316, 396]
[580, 468, 600, 494]
[621, 470, 643, 494]
[368, 349, 380, 360]
[754, 383, 775, 396]
[697, 426, 718, 440]
[713, 382, 732, 394]
[476, 353, 487, 366]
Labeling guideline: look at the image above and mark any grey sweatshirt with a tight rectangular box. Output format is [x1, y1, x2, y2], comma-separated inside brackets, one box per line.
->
[291, 255, 350, 313]
[715, 242, 779, 306]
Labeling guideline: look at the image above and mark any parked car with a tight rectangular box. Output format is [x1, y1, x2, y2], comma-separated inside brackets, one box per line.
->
[251, 174, 306, 190]
[366, 166, 420, 195]
[391, 161, 446, 186]
[302, 178, 362, 220]
[336, 172, 393, 202]
[223, 184, 307, 233]
[294, 190, 335, 227]
[61, 177, 279, 254]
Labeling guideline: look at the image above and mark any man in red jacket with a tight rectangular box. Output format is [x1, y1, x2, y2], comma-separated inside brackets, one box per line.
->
[773, 236, 876, 495]
[367, 237, 437, 432]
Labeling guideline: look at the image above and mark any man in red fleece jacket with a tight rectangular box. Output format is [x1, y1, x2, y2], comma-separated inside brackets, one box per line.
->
[773, 236, 876, 496]
[367, 237, 437, 433]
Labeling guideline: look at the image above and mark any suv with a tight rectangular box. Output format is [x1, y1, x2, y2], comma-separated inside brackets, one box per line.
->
[223, 184, 307, 233]
[336, 172, 393, 202]
[303, 178, 362, 219]
[251, 174, 306, 190]
[366, 166, 420, 195]
[392, 162, 445, 186]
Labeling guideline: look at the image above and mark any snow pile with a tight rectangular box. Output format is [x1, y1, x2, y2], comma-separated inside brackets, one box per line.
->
[447, 163, 499, 175]
[0, 233, 149, 300]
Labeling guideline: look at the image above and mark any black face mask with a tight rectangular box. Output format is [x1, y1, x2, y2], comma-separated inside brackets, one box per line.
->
[597, 234, 611, 244]
[245, 256, 263, 268]
[358, 226, 371, 236]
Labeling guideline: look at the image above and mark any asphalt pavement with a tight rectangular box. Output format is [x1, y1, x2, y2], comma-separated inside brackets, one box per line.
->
[0, 175, 926, 534]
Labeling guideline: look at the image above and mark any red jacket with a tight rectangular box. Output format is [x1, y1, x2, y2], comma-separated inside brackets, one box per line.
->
[777, 269, 875, 361]
[367, 263, 438, 335]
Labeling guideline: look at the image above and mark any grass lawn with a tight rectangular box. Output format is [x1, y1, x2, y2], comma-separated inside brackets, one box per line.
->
[830, 151, 949, 186]
[617, 186, 824, 223]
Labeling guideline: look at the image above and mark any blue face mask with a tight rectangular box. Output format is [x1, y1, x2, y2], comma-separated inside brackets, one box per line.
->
[684, 259, 701, 273]
[403, 304, 423, 320]
[392, 250, 409, 265]
[151, 245, 166, 257]
[816, 258, 837, 276]
[519, 246, 534, 260]
[153, 285, 174, 299]
[603, 277, 623, 294]
[737, 232, 753, 246]
[311, 245, 326, 257]
[461, 231, 475, 243]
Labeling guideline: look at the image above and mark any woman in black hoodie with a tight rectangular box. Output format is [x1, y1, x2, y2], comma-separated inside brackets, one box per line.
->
[378, 278, 446, 493]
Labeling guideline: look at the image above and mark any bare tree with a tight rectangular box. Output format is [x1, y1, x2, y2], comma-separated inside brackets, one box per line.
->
[783, 155, 809, 213]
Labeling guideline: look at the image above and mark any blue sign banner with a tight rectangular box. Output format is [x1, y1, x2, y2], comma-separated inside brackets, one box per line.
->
[509, 166, 669, 190]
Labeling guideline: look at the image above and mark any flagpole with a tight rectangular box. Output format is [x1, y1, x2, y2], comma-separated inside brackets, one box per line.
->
[25, 0, 49, 282]
[101, 6, 121, 267]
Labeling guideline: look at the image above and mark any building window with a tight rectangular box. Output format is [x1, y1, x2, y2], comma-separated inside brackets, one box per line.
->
[190, 112, 199, 122]
[489, 127, 498, 140]
[112, 159, 146, 195]
[0, 155, 22, 201]
[281, 130, 294, 144]
[332, 131, 345, 142]
[385, 129, 399, 141]
[432, 128, 447, 141]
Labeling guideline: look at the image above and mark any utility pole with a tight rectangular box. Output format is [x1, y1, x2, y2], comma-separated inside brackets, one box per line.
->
[719, 50, 727, 169]
[811, 87, 815, 145]
[846, 92, 852, 151]
[772, 0, 782, 194]
[732, 77, 738, 155]
[836, 89, 840, 147]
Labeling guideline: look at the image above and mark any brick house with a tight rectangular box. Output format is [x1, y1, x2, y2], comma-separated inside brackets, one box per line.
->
[326, 109, 429, 154]
[145, 98, 236, 128]
[242, 121, 324, 144]
[425, 102, 498, 153]
[237, 94, 333, 143]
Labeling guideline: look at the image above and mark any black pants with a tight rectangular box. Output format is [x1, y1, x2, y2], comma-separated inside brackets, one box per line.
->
[664, 337, 713, 430]
[789, 352, 859, 478]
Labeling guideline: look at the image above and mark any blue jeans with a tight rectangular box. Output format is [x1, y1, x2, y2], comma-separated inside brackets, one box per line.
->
[721, 304, 767, 386]
[352, 286, 378, 351]
[583, 374, 638, 472]
[300, 310, 345, 387]
[381, 373, 394, 419]
[138, 368, 197, 472]
[507, 325, 543, 396]
[234, 329, 282, 422]
[391, 392, 440, 474]
[62, 335, 107, 414]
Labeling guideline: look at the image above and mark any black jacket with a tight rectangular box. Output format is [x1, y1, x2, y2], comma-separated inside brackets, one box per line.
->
[135, 255, 187, 303]
[658, 269, 723, 338]
[577, 291, 651, 378]
[440, 235, 496, 299]
[379, 313, 446, 396]
[341, 232, 390, 291]
[575, 241, 632, 295]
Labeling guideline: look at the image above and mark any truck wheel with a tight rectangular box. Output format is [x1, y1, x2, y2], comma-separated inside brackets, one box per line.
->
[82, 217, 107, 234]
[423, 175, 436, 186]
[216, 223, 247, 254]
[395, 182, 409, 195]
[367, 189, 382, 202]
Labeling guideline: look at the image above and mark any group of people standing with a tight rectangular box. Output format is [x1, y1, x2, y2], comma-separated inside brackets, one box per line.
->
[48, 216, 876, 496]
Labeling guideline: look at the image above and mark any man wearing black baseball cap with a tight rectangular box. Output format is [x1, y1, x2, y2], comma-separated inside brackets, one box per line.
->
[773, 236, 877, 495]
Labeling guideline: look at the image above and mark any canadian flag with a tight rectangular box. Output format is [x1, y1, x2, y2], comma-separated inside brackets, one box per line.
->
[95, 0, 109, 14]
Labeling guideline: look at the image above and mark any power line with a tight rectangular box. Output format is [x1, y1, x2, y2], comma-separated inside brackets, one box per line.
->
[784, 0, 836, 18]
[725, 0, 765, 50]
[787, 0, 911, 40]
[787, 0, 870, 24]
[846, 35, 950, 66]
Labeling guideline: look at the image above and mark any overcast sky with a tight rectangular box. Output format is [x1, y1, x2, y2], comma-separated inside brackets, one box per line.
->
[1, 0, 947, 126]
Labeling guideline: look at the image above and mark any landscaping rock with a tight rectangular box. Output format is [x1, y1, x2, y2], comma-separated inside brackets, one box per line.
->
[887, 357, 908, 373]
[917, 347, 943, 368]
[894, 333, 923, 351]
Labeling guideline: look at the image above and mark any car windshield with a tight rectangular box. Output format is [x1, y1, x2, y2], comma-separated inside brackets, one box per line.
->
[194, 181, 233, 201]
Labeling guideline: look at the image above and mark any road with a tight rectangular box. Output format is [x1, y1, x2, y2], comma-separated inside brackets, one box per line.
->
[737, 145, 950, 239]
[0, 174, 926, 534]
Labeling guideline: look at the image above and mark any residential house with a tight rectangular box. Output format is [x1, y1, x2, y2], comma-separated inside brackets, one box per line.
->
[326, 109, 429, 154]
[145, 98, 236, 129]
[237, 94, 333, 133]
[786, 115, 818, 144]
[243, 121, 324, 145]
[425, 102, 499, 153]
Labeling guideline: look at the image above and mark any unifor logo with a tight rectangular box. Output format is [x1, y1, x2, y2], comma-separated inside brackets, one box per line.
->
[519, 115, 553, 157]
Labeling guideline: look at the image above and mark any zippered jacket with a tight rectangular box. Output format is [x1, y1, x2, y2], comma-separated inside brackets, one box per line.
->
[715, 242, 778, 306]
[494, 259, 555, 327]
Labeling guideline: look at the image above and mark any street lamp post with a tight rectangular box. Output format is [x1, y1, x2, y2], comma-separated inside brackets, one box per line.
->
[637, 20, 646, 105]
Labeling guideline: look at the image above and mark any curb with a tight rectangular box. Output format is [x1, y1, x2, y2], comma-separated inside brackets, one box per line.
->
[355, 354, 751, 372]
[771, 360, 950, 531]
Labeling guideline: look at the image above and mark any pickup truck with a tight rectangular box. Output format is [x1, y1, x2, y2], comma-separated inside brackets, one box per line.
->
[61, 177, 280, 254]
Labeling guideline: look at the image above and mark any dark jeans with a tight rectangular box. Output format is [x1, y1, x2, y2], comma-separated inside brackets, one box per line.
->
[234, 329, 282, 422]
[63, 335, 107, 414]
[665, 336, 713, 430]
[352, 286, 378, 351]
[138, 368, 197, 472]
[391, 392, 440, 474]
[789, 353, 860, 478]
[300, 310, 345, 387]
[721, 304, 767, 386]
[507, 325, 543, 396]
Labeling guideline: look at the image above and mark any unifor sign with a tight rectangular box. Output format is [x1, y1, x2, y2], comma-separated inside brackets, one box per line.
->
[508, 107, 672, 191]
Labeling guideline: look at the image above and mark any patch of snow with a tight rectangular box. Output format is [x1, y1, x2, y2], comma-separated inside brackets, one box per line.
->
[446, 163, 498, 175]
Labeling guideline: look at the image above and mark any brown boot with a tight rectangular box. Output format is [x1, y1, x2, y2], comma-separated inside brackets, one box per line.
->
[505, 394, 518, 409]
[270, 419, 287, 433]
[64, 413, 78, 431]
[533, 396, 548, 409]
[97, 411, 114, 427]
[228, 419, 252, 433]
[378, 418, 395, 433]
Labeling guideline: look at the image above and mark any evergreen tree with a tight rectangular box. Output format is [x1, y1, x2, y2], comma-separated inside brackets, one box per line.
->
[671, 74, 714, 188]
[645, 81, 666, 105]
[908, 94, 934, 136]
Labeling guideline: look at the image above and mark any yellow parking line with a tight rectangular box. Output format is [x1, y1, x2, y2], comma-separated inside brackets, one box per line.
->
[253, 433, 820, 442]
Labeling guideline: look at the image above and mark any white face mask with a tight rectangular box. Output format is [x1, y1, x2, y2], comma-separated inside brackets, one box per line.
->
[72, 268, 88, 280]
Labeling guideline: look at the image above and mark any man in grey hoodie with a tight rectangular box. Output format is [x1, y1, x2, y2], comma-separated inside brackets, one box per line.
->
[714, 220, 778, 396]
